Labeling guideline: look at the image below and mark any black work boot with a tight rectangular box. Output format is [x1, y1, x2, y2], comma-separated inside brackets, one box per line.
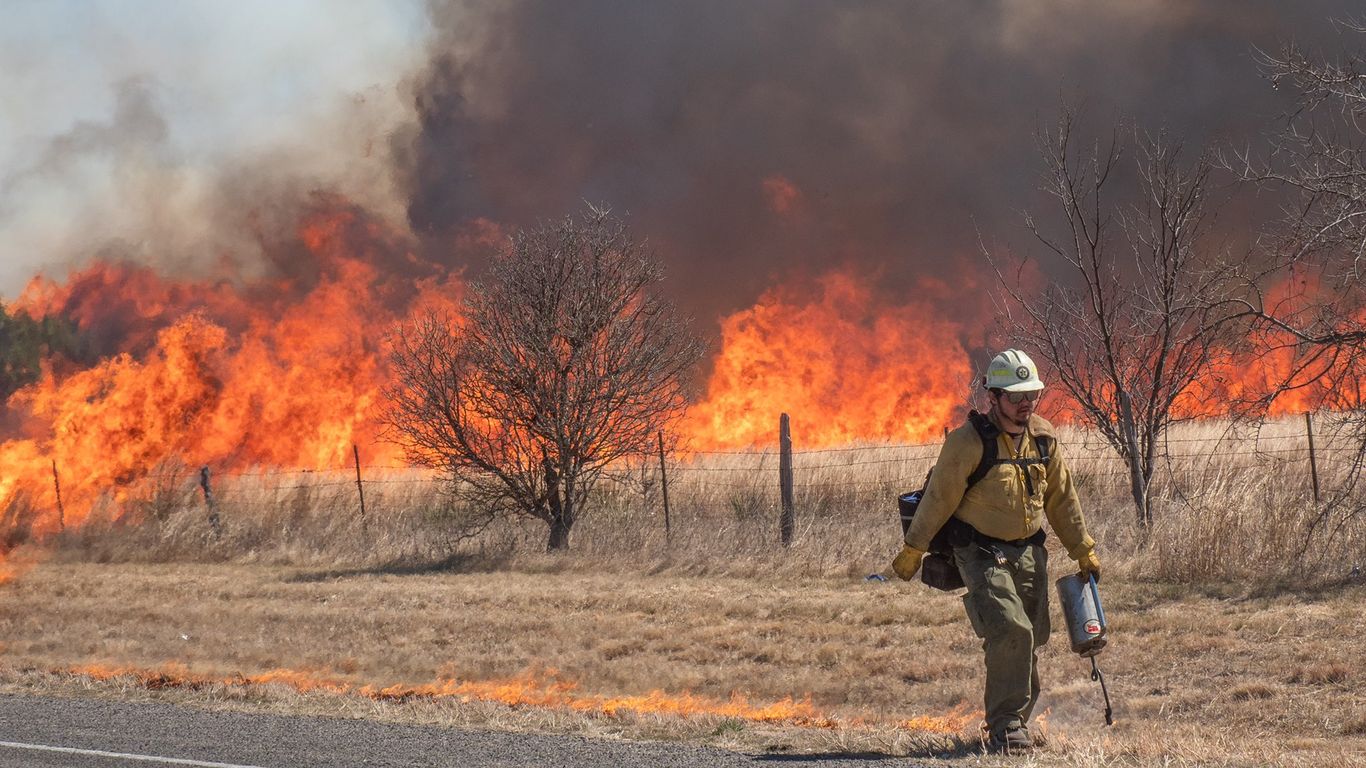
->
[987, 725, 1035, 754]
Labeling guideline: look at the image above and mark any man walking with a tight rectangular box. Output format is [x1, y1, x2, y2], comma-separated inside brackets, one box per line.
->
[891, 349, 1101, 753]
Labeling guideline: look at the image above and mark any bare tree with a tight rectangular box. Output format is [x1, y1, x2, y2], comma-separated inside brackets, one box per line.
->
[384, 207, 704, 550]
[1224, 30, 1366, 519]
[991, 112, 1244, 528]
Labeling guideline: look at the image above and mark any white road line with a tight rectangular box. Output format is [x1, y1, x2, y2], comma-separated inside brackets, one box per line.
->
[0, 739, 271, 768]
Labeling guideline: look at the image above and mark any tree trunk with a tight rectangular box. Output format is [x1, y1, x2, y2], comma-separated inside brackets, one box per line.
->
[1119, 392, 1150, 529]
[548, 511, 570, 551]
[559, 484, 577, 550]
[543, 458, 576, 551]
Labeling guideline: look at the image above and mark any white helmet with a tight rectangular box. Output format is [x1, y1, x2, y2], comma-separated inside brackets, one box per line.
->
[982, 348, 1045, 392]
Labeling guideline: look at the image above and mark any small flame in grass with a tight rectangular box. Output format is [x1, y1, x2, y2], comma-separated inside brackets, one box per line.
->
[896, 703, 980, 734]
[62, 664, 976, 735]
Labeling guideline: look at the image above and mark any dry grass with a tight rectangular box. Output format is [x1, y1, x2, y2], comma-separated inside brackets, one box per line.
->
[1, 416, 1363, 765]
[28, 415, 1362, 589]
[0, 561, 1362, 766]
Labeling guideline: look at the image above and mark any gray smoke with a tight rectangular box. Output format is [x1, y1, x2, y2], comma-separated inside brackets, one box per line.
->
[0, 0, 429, 299]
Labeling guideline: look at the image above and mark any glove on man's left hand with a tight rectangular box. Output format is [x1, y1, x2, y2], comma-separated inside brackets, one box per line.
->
[892, 546, 925, 581]
[1076, 550, 1102, 582]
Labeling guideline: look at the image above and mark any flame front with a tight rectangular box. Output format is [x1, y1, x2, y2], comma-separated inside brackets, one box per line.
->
[0, 200, 463, 534]
[62, 663, 977, 734]
[0, 204, 1355, 537]
[683, 269, 980, 450]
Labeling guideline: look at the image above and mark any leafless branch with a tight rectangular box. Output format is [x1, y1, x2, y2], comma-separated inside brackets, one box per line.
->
[382, 207, 704, 550]
[991, 109, 1247, 528]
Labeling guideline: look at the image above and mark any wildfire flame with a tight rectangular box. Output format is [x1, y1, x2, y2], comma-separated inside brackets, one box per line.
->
[1175, 273, 1366, 417]
[59, 663, 978, 734]
[0, 199, 462, 535]
[681, 269, 980, 450]
[0, 198, 1358, 538]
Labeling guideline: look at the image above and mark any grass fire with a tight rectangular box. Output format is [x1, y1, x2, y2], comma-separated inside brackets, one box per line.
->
[3, 3, 1366, 767]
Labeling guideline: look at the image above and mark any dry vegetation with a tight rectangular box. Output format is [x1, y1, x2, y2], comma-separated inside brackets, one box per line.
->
[0, 562, 1362, 767]
[1, 416, 1364, 766]
[30, 415, 1365, 586]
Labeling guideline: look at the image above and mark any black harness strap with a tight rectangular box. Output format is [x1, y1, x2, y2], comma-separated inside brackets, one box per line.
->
[964, 410, 1052, 496]
[906, 411, 1056, 554]
[964, 411, 999, 489]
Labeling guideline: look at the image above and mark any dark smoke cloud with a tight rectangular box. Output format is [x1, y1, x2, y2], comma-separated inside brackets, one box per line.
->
[398, 0, 1361, 330]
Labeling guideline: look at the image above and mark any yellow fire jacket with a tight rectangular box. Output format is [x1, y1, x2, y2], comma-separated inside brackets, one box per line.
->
[904, 412, 1095, 560]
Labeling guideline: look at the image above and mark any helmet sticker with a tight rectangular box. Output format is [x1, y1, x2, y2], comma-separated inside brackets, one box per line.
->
[1016, 366, 1030, 380]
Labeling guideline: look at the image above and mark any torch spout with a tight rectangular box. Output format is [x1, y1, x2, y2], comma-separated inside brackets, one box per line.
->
[1090, 656, 1114, 726]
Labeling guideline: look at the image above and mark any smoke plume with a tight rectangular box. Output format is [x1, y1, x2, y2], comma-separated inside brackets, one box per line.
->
[0, 0, 429, 298]
[400, 0, 1359, 326]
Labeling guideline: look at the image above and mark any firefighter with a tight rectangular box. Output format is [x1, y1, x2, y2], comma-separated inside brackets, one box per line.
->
[891, 348, 1100, 754]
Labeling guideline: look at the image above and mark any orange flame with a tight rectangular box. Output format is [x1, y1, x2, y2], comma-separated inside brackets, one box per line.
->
[0, 200, 463, 534]
[896, 703, 981, 735]
[683, 268, 980, 449]
[61, 663, 976, 734]
[1177, 272, 1366, 417]
[4, 200, 1357, 538]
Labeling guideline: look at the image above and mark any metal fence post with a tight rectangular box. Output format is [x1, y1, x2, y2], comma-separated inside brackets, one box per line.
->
[353, 443, 368, 531]
[51, 460, 65, 531]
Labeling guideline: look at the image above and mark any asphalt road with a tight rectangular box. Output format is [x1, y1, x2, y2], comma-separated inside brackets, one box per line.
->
[0, 694, 920, 767]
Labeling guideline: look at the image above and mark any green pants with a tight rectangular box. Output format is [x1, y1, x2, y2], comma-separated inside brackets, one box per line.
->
[954, 540, 1050, 737]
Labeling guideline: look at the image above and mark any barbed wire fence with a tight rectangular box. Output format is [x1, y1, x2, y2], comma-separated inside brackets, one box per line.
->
[28, 409, 1362, 561]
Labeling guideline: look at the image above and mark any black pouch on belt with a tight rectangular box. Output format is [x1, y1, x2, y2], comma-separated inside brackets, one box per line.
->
[920, 552, 966, 591]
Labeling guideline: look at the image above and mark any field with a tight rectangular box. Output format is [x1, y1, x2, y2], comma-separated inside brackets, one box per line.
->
[1, 563, 1363, 767]
[1, 417, 1364, 766]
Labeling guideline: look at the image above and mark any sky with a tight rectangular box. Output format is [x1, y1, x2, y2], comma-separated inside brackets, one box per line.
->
[3, 0, 1363, 326]
[0, 0, 430, 297]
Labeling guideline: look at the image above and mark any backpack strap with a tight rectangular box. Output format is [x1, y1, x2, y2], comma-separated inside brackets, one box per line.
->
[965, 410, 1053, 494]
[1035, 434, 1053, 465]
[965, 410, 998, 489]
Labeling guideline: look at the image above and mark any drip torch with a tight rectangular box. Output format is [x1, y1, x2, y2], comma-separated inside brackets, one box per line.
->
[1055, 572, 1114, 725]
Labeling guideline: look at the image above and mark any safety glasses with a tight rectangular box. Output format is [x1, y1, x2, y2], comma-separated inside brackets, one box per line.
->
[1000, 390, 1041, 404]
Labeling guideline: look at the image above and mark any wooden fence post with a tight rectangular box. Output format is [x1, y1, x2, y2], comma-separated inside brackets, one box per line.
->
[200, 466, 221, 538]
[657, 431, 672, 542]
[51, 460, 65, 532]
[353, 443, 368, 531]
[779, 413, 794, 547]
[1305, 412, 1321, 504]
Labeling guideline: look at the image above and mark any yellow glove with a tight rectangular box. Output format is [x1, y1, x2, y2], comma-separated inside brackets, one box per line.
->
[1076, 550, 1102, 582]
[892, 546, 926, 581]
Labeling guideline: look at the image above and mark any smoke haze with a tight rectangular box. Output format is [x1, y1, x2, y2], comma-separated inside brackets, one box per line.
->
[0, 0, 429, 297]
